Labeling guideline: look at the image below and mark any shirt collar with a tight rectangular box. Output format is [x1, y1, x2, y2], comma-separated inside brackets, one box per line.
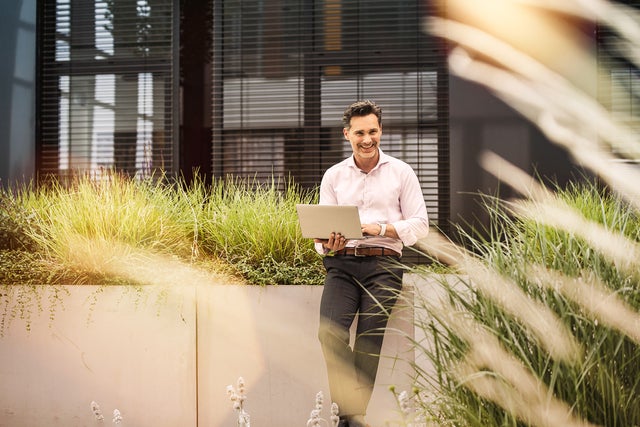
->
[347, 148, 390, 172]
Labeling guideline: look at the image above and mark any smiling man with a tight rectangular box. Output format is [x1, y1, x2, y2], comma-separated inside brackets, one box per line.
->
[313, 100, 430, 427]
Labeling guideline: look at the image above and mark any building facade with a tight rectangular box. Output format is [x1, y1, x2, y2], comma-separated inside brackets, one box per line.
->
[3, 0, 634, 237]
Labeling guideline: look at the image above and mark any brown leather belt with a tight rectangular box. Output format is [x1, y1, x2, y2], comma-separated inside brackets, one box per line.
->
[334, 247, 401, 257]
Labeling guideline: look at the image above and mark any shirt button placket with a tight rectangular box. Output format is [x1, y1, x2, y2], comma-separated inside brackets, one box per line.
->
[362, 173, 369, 207]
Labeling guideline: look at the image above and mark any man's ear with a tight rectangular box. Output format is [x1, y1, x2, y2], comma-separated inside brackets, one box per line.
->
[343, 127, 349, 140]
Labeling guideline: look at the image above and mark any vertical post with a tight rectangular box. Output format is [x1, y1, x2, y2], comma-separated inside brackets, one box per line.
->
[211, 0, 224, 178]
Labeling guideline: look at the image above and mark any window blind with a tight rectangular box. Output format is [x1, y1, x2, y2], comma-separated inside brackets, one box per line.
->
[596, 0, 640, 160]
[38, 0, 177, 179]
[212, 0, 450, 234]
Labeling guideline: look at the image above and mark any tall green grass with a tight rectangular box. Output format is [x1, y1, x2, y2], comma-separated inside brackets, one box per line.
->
[0, 172, 323, 286]
[197, 175, 323, 285]
[24, 173, 193, 258]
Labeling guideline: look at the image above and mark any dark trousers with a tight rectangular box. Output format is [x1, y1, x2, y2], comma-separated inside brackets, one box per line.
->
[318, 255, 404, 418]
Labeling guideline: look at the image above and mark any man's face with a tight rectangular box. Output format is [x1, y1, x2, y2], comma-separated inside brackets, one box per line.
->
[343, 113, 382, 162]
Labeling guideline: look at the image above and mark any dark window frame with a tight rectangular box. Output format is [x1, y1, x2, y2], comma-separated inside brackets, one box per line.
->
[36, 0, 179, 179]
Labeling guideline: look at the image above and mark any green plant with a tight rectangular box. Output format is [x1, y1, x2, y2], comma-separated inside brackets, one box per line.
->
[23, 172, 193, 261]
[0, 171, 323, 286]
[198, 175, 324, 285]
[411, 1, 640, 425]
[0, 185, 39, 251]
[410, 181, 640, 427]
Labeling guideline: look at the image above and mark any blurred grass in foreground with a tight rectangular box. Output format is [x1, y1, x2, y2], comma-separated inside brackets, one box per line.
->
[411, 179, 640, 426]
[408, 0, 640, 426]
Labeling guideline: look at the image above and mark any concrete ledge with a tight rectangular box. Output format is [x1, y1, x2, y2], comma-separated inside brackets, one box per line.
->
[0, 285, 197, 427]
[0, 282, 418, 426]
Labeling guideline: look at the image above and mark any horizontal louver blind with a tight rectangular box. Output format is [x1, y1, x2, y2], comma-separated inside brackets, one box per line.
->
[39, 0, 175, 179]
[213, 0, 449, 232]
[596, 0, 640, 160]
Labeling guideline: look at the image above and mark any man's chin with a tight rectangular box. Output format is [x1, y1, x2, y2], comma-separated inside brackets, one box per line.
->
[358, 147, 378, 158]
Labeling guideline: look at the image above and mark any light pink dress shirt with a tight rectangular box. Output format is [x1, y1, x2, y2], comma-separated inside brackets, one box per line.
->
[315, 149, 430, 255]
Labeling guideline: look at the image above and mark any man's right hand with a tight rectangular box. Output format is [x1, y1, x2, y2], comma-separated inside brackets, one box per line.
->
[314, 232, 347, 252]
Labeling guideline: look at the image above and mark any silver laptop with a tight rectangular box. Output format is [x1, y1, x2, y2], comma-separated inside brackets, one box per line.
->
[296, 204, 364, 239]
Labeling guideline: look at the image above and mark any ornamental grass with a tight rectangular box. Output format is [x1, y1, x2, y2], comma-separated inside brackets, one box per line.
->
[0, 172, 323, 287]
[408, 1, 640, 425]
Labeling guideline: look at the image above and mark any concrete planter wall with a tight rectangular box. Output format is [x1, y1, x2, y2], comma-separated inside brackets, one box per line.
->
[0, 280, 423, 427]
[0, 285, 196, 427]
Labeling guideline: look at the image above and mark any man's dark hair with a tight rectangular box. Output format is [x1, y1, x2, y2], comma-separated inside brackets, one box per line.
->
[342, 100, 382, 129]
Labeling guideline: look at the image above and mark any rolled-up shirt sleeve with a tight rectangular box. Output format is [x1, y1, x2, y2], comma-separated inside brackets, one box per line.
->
[392, 170, 429, 246]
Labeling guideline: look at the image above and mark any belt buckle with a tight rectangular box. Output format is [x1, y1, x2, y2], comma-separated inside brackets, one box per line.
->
[353, 246, 367, 257]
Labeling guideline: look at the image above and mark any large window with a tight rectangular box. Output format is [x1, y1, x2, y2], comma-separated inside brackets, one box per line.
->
[214, 0, 449, 228]
[38, 0, 450, 234]
[38, 0, 176, 178]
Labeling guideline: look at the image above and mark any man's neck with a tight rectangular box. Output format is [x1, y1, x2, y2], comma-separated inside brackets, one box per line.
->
[355, 150, 380, 173]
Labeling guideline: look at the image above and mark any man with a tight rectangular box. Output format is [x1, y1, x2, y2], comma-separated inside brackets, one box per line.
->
[314, 100, 430, 427]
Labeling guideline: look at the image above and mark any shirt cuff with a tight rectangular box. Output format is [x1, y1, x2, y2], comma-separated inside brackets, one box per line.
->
[393, 222, 418, 246]
[315, 242, 328, 255]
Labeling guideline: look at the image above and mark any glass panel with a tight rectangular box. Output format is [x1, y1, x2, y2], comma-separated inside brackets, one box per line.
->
[40, 0, 175, 177]
[216, 0, 447, 230]
[320, 72, 438, 127]
[95, 0, 114, 57]
[55, 0, 70, 61]
[223, 0, 306, 79]
[223, 77, 304, 128]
